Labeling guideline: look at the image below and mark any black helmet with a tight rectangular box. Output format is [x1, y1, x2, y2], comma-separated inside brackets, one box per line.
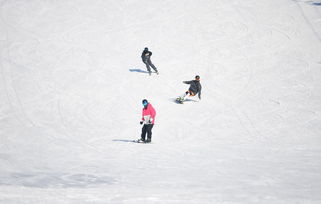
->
[195, 75, 200, 80]
[144, 47, 148, 51]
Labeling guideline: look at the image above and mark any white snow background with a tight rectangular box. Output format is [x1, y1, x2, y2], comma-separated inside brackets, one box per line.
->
[1, 0, 321, 203]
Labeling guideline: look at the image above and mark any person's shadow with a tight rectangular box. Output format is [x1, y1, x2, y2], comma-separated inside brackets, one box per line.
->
[312, 2, 321, 6]
[112, 139, 135, 143]
[129, 68, 149, 74]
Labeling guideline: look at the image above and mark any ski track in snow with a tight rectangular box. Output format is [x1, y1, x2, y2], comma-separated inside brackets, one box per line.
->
[0, 0, 321, 203]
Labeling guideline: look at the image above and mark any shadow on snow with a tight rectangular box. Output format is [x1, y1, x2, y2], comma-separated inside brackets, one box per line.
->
[112, 139, 136, 143]
[129, 68, 149, 74]
[170, 98, 199, 104]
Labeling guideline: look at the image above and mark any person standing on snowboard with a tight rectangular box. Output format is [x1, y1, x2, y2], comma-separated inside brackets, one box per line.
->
[141, 47, 159, 76]
[139, 99, 156, 143]
[178, 75, 202, 102]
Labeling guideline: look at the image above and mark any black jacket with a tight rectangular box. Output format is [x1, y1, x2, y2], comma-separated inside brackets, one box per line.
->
[183, 80, 202, 99]
[141, 50, 152, 62]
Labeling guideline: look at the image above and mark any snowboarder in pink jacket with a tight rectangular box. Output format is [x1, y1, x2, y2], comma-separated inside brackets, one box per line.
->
[139, 99, 156, 143]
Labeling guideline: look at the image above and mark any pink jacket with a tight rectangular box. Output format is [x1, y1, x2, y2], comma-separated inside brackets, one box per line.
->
[142, 103, 156, 124]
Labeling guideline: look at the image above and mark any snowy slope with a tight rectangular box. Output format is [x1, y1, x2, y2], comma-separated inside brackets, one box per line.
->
[1, 0, 321, 203]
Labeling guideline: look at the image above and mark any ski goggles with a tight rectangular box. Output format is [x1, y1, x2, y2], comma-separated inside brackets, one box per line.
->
[142, 101, 148, 106]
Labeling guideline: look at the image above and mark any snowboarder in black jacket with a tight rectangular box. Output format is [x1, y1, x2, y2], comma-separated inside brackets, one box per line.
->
[141, 47, 158, 75]
[177, 75, 202, 103]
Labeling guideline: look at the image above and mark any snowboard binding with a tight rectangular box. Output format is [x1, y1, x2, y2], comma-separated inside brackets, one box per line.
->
[176, 97, 184, 104]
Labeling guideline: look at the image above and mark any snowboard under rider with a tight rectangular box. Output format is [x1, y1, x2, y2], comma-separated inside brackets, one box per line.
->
[139, 99, 156, 143]
[180, 75, 202, 101]
[141, 47, 159, 76]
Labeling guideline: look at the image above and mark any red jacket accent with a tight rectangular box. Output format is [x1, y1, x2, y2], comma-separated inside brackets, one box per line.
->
[142, 103, 156, 124]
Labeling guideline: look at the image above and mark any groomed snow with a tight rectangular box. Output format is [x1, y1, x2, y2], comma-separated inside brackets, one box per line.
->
[1, 0, 321, 203]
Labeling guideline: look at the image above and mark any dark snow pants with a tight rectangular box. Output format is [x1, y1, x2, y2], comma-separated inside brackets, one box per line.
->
[141, 124, 154, 141]
[144, 58, 158, 74]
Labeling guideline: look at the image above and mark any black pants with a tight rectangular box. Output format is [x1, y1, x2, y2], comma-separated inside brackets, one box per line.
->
[144, 58, 158, 74]
[141, 124, 154, 141]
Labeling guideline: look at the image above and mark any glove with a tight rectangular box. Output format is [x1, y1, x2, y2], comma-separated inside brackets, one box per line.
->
[140, 121, 143, 125]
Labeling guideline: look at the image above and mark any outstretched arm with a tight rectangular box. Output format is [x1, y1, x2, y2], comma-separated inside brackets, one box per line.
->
[183, 80, 192, 84]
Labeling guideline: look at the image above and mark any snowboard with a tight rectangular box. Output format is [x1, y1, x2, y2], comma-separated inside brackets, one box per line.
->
[148, 71, 159, 76]
[133, 139, 151, 144]
[175, 97, 184, 104]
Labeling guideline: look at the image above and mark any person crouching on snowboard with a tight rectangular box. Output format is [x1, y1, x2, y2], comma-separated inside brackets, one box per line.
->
[180, 75, 202, 101]
[141, 47, 159, 76]
[139, 99, 156, 143]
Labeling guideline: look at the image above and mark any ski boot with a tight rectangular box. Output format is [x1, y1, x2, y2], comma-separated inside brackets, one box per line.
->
[137, 138, 145, 143]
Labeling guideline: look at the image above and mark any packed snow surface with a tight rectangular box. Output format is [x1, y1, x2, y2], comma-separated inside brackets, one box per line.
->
[1, 0, 321, 203]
